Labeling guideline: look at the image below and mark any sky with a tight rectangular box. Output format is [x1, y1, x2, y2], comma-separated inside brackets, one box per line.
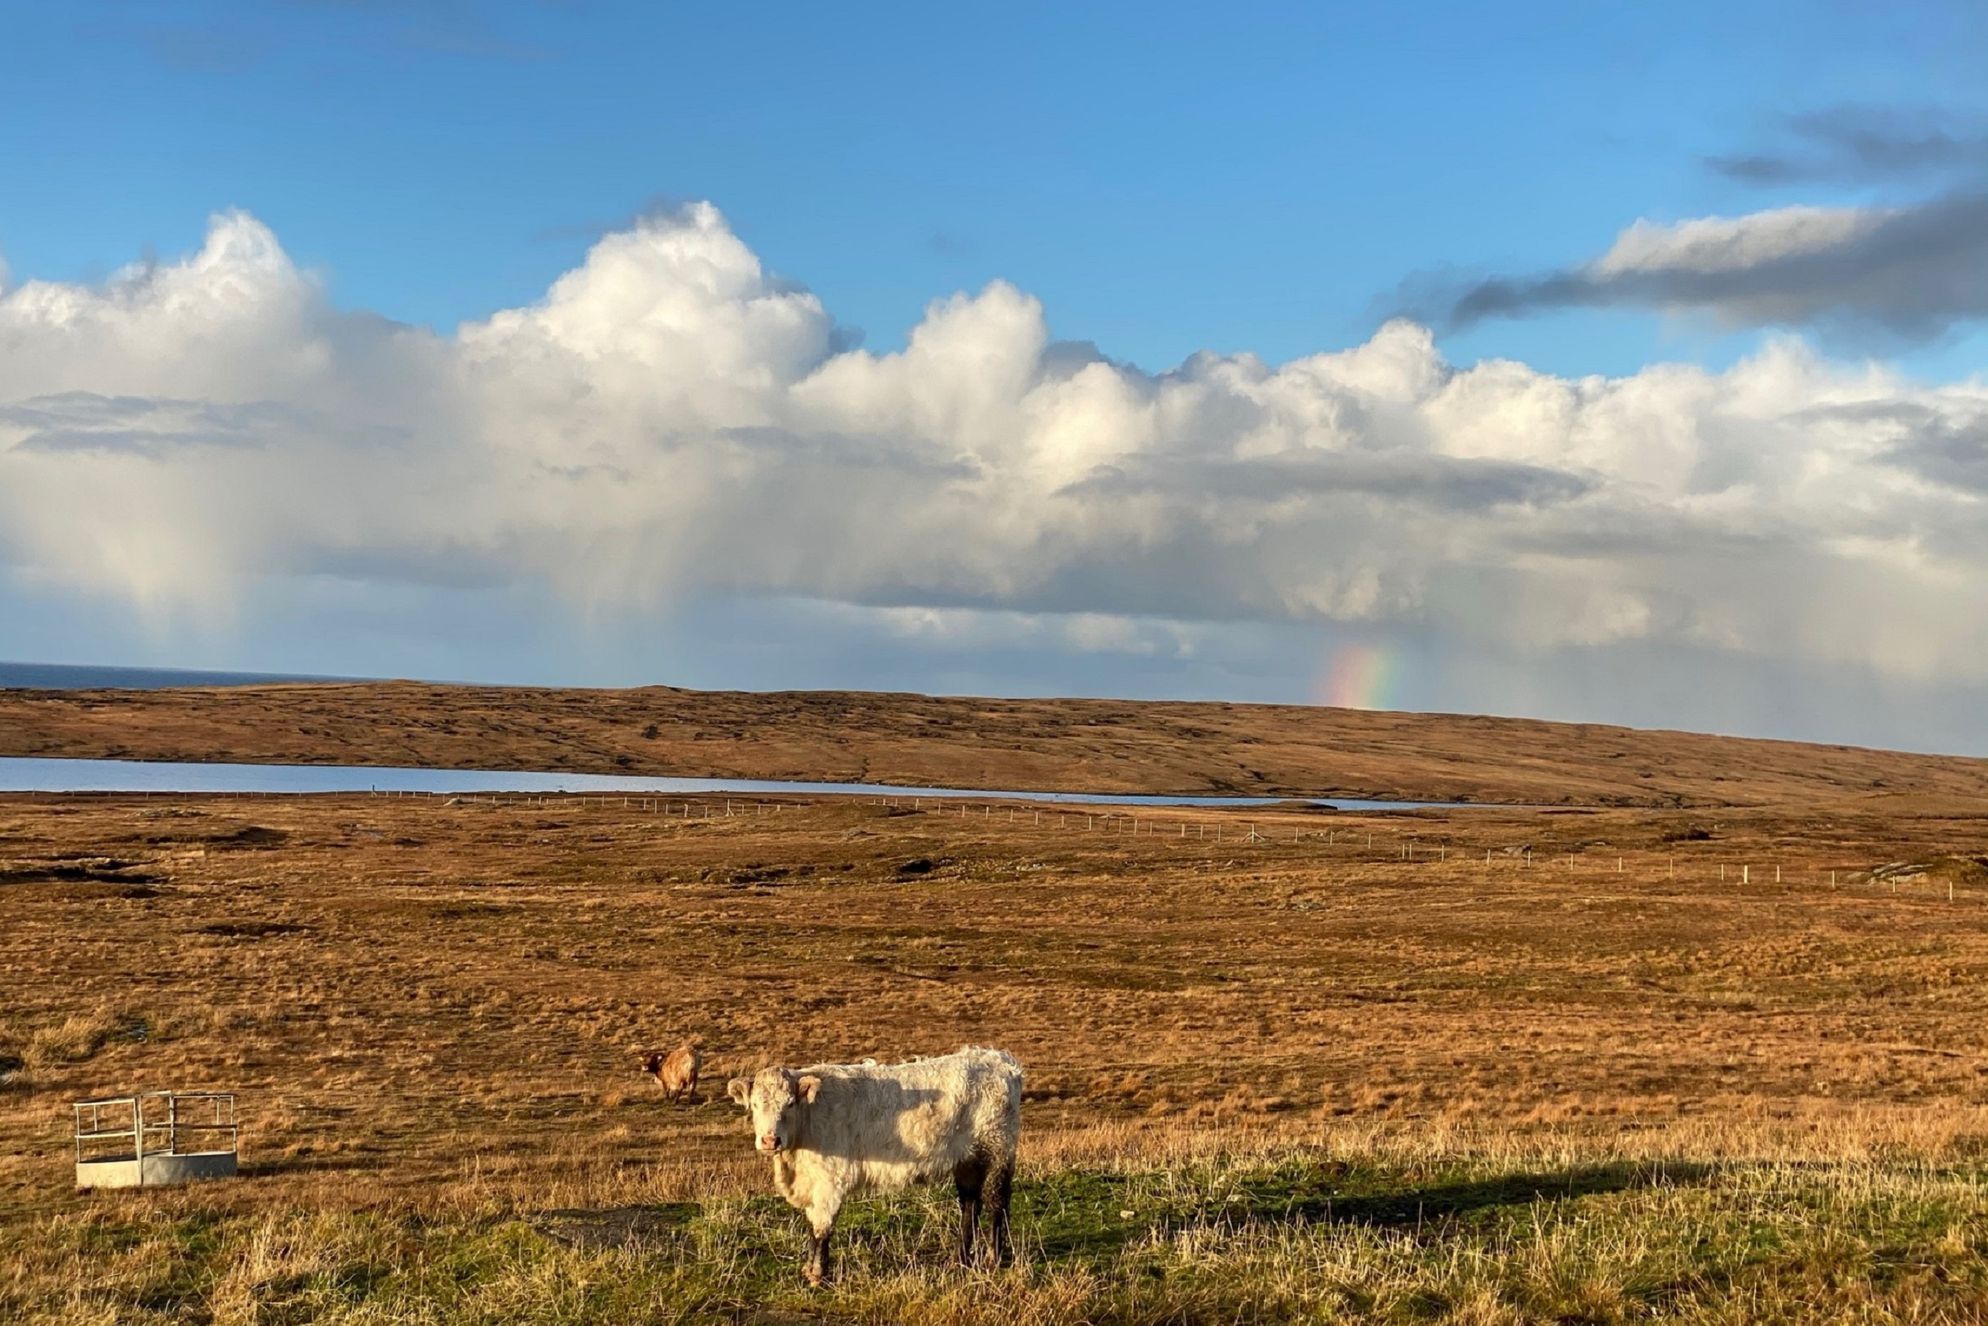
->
[3, 1, 1988, 753]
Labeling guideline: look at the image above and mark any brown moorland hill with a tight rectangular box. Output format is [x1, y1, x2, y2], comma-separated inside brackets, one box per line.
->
[3, 680, 1987, 807]
[8, 789, 1988, 1322]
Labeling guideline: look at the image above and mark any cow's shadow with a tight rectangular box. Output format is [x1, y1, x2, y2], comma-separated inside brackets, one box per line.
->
[1028, 1159, 1716, 1262]
[527, 1143, 1715, 1270]
[1275, 1160, 1715, 1228]
[533, 1202, 704, 1251]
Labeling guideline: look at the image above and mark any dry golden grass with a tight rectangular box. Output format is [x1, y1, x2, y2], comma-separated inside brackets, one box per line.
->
[6, 788, 1988, 1202]
[9, 678, 1988, 805]
[8, 789, 1988, 1321]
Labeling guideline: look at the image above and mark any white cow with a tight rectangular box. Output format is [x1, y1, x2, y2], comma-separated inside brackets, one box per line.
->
[726, 1045, 1022, 1284]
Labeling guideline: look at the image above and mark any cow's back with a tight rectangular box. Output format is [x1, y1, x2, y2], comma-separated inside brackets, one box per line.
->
[794, 1047, 1021, 1194]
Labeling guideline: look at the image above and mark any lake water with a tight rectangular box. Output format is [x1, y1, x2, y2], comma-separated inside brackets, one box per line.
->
[0, 756, 1490, 811]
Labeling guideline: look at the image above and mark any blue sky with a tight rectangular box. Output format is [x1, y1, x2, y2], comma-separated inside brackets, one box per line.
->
[11, 1, 1983, 375]
[4, 1, 1988, 751]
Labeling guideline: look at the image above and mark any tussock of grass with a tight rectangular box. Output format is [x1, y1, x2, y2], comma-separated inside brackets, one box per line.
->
[6, 1006, 153, 1073]
[6, 1139, 1988, 1324]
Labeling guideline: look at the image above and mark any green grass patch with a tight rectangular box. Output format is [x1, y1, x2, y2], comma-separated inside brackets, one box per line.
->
[5, 1149, 1987, 1323]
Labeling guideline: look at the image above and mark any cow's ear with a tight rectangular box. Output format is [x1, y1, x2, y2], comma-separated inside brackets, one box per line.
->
[726, 1078, 750, 1106]
[796, 1074, 822, 1104]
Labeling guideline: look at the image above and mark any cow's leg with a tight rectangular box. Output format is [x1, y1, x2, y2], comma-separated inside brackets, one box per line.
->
[981, 1159, 1015, 1269]
[953, 1154, 988, 1267]
[803, 1199, 841, 1286]
[804, 1226, 832, 1286]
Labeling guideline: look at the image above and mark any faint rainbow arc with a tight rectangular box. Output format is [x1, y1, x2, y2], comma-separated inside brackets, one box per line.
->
[1315, 643, 1399, 710]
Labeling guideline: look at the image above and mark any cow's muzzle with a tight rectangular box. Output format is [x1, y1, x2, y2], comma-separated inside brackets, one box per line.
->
[757, 1135, 783, 1153]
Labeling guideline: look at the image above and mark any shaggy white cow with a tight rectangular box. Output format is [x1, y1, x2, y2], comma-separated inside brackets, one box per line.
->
[726, 1046, 1023, 1284]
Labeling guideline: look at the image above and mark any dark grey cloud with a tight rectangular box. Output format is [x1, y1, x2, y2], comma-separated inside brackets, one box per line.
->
[1401, 103, 1988, 342]
[1420, 190, 1988, 341]
[1881, 412, 1988, 495]
[1707, 106, 1988, 186]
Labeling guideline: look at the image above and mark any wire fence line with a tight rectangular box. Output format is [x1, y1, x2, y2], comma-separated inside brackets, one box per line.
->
[12, 785, 1968, 900]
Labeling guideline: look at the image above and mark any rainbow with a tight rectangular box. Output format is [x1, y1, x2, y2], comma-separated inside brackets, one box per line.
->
[1315, 643, 1399, 710]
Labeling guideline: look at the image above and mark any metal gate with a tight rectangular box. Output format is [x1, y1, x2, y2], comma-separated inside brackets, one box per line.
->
[74, 1091, 240, 1189]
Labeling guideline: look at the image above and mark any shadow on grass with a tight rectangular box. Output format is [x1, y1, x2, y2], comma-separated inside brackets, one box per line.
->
[1292, 1161, 1714, 1229]
[1031, 1159, 1717, 1262]
[525, 1160, 1719, 1272]
[530, 1201, 705, 1251]
[241, 1158, 374, 1178]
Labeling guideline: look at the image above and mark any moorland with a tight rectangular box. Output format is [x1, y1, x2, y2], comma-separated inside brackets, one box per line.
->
[7, 771, 1988, 1322]
[9, 678, 1988, 806]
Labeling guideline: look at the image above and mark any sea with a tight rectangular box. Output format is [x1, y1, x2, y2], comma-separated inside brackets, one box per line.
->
[0, 661, 358, 690]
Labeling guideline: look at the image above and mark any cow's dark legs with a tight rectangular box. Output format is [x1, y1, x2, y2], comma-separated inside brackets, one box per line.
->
[804, 1225, 834, 1285]
[804, 1201, 840, 1286]
[981, 1159, 1014, 1269]
[953, 1155, 988, 1266]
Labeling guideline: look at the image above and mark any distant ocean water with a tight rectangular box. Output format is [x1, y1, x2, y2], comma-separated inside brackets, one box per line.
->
[0, 661, 358, 690]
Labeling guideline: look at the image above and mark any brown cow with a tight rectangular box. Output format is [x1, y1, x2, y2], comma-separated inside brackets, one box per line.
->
[639, 1043, 701, 1103]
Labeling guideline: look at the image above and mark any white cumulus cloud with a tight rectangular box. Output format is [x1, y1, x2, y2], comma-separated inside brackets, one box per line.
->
[4, 204, 1988, 690]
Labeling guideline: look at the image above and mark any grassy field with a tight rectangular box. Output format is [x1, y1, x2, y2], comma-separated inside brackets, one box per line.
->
[7, 788, 1988, 1321]
[12, 1133, 1988, 1324]
[11, 679, 1988, 806]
